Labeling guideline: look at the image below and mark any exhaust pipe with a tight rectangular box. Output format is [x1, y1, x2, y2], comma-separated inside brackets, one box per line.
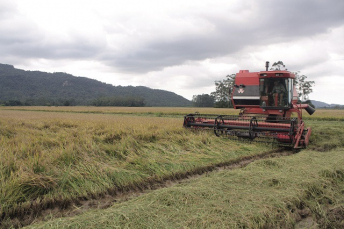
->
[265, 61, 269, 71]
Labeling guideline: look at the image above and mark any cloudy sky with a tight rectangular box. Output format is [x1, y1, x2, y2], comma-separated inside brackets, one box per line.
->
[1, 0, 344, 104]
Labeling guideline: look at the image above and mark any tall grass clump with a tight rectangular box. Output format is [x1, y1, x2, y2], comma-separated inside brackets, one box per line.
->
[0, 109, 269, 221]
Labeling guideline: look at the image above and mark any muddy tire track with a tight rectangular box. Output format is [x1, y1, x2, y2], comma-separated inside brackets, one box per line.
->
[1, 148, 296, 228]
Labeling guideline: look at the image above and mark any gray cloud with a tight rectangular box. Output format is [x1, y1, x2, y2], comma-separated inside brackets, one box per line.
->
[101, 0, 344, 73]
[0, 2, 106, 63]
[1, 0, 344, 72]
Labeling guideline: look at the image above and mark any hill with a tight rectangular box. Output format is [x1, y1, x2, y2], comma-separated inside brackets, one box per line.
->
[0, 64, 191, 107]
[311, 100, 343, 108]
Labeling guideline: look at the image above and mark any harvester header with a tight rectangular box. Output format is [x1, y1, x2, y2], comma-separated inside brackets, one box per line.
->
[184, 62, 315, 148]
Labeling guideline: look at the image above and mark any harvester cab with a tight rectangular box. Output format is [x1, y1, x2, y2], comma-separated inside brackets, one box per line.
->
[184, 62, 315, 148]
[259, 74, 293, 108]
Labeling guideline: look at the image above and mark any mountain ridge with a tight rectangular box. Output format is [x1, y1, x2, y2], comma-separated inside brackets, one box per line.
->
[0, 63, 191, 107]
[311, 100, 343, 108]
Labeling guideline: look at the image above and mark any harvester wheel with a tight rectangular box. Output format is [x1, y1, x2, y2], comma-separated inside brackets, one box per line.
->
[249, 117, 258, 140]
[214, 115, 225, 137]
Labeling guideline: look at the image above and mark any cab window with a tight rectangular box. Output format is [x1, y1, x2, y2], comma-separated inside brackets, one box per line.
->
[259, 78, 292, 108]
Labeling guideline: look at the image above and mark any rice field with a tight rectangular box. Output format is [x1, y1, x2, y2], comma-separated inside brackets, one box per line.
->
[26, 149, 344, 229]
[0, 106, 343, 228]
[2, 105, 343, 120]
[0, 107, 270, 227]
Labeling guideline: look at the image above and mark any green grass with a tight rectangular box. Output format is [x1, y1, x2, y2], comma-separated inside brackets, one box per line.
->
[306, 120, 344, 152]
[24, 149, 344, 228]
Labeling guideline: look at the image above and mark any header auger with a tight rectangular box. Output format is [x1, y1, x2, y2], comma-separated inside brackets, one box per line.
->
[184, 62, 315, 148]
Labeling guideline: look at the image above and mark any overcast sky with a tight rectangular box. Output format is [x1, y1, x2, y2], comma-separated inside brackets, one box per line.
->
[1, 0, 344, 104]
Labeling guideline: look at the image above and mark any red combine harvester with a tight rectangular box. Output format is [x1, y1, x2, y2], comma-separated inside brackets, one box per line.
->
[183, 62, 315, 148]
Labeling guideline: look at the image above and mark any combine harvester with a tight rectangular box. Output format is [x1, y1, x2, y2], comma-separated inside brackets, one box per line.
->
[183, 62, 315, 148]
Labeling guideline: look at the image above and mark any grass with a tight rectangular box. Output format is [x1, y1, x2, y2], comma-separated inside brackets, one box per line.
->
[24, 149, 344, 229]
[0, 107, 343, 228]
[3, 105, 344, 121]
[0, 109, 271, 224]
[299, 108, 344, 121]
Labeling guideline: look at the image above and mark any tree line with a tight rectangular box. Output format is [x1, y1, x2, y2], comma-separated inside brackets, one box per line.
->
[192, 61, 315, 108]
[0, 96, 145, 107]
[92, 96, 145, 107]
